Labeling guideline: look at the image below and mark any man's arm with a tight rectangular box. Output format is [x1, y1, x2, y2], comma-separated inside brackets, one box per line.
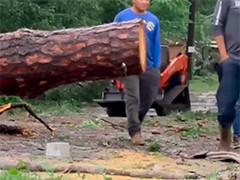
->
[114, 13, 121, 22]
[215, 36, 228, 62]
[153, 20, 161, 68]
[214, 0, 230, 62]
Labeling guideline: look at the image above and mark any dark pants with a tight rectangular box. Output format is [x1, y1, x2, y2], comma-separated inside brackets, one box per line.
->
[233, 100, 240, 137]
[216, 58, 240, 127]
[125, 68, 160, 137]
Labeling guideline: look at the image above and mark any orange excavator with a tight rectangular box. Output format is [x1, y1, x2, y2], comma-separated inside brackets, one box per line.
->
[95, 0, 197, 117]
[95, 47, 190, 116]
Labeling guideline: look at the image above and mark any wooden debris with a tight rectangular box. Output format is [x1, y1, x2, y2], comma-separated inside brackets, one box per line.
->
[0, 124, 36, 136]
[0, 103, 55, 135]
[192, 151, 240, 164]
[0, 161, 200, 179]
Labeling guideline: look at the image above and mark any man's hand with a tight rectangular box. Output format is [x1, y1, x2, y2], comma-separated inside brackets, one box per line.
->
[220, 53, 229, 62]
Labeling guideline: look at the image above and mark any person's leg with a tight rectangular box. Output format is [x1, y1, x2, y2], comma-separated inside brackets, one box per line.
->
[233, 99, 240, 136]
[139, 68, 160, 123]
[233, 96, 240, 145]
[216, 58, 239, 151]
[125, 75, 144, 145]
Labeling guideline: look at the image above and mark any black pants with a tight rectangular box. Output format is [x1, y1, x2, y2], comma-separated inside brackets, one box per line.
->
[216, 58, 240, 127]
[125, 68, 160, 137]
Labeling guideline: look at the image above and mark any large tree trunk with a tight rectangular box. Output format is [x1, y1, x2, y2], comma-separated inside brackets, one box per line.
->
[0, 19, 146, 98]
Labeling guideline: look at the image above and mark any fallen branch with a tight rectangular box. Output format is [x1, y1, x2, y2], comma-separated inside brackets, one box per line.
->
[0, 103, 55, 135]
[192, 151, 240, 164]
[95, 116, 126, 131]
[0, 124, 36, 136]
[0, 161, 200, 179]
[207, 151, 240, 164]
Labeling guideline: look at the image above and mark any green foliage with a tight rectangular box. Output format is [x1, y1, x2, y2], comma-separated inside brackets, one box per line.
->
[40, 81, 109, 103]
[0, 0, 220, 113]
[0, 0, 130, 33]
[25, 81, 109, 116]
[197, 0, 217, 16]
[193, 12, 219, 76]
[149, 0, 190, 43]
[99, 0, 130, 23]
[0, 96, 23, 105]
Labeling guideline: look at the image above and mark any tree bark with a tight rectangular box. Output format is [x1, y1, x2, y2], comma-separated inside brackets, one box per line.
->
[0, 161, 199, 179]
[0, 19, 146, 98]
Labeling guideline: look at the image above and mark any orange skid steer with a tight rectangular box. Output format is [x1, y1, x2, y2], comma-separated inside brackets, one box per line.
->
[95, 47, 190, 117]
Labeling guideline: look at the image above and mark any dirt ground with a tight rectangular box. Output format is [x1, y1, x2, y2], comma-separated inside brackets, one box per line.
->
[0, 92, 239, 180]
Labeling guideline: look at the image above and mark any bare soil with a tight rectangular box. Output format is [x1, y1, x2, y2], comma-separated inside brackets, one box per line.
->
[0, 92, 239, 180]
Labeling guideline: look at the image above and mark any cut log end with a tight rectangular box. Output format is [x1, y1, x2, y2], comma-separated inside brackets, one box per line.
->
[139, 21, 146, 72]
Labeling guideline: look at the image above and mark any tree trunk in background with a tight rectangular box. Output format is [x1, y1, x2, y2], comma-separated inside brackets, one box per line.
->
[0, 19, 146, 98]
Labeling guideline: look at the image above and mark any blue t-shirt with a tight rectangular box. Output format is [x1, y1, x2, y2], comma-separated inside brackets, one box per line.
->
[114, 8, 161, 69]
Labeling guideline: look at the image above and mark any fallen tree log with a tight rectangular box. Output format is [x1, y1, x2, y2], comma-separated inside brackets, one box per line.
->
[0, 161, 200, 179]
[0, 19, 146, 98]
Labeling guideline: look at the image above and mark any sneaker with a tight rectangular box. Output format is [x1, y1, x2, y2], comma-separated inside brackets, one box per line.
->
[131, 132, 145, 146]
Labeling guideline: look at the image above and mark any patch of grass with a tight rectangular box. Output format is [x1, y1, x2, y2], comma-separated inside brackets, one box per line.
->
[102, 175, 112, 180]
[227, 162, 238, 172]
[57, 135, 71, 141]
[81, 174, 86, 179]
[180, 127, 203, 138]
[173, 111, 218, 138]
[206, 172, 220, 180]
[143, 116, 176, 127]
[0, 168, 64, 180]
[181, 125, 218, 138]
[146, 138, 162, 153]
[171, 111, 216, 122]
[190, 75, 218, 92]
[81, 120, 99, 129]
[143, 111, 216, 128]
[202, 126, 218, 134]
[28, 99, 82, 116]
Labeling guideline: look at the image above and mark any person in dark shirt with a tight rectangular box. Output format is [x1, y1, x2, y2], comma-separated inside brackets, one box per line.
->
[214, 0, 240, 151]
[114, 0, 161, 145]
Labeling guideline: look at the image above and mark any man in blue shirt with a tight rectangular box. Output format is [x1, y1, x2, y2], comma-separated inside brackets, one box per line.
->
[114, 0, 161, 145]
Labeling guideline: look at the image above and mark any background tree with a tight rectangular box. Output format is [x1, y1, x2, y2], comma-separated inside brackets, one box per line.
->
[0, 0, 219, 110]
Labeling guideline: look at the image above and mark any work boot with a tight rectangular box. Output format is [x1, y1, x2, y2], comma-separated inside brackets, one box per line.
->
[218, 124, 232, 151]
[131, 132, 145, 146]
[233, 135, 240, 146]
